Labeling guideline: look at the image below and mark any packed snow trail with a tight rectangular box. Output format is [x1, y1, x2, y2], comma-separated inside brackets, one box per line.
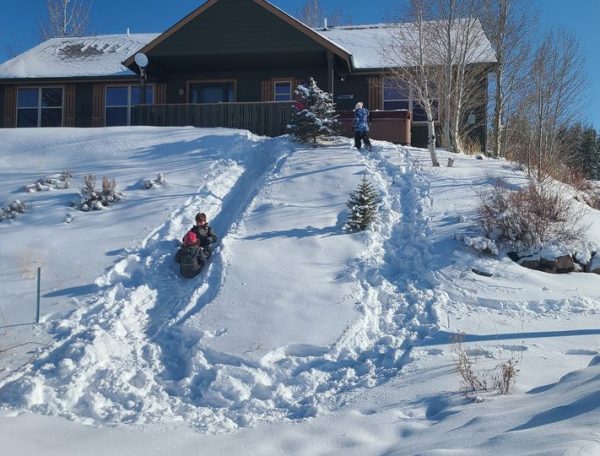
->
[0, 137, 444, 431]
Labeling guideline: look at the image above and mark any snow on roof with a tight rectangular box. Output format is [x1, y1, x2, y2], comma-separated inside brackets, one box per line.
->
[0, 20, 496, 80]
[0, 34, 159, 80]
[317, 20, 497, 70]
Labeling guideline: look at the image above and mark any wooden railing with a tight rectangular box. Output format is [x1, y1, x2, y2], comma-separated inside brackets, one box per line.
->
[131, 101, 295, 137]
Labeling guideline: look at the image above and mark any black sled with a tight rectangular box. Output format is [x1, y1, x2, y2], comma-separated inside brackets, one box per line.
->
[174, 243, 212, 278]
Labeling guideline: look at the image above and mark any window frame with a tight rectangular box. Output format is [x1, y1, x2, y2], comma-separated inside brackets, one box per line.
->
[105, 84, 154, 127]
[186, 79, 237, 104]
[272, 78, 294, 102]
[16, 86, 64, 128]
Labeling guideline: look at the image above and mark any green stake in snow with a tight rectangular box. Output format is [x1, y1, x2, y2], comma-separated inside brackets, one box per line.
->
[36, 267, 41, 324]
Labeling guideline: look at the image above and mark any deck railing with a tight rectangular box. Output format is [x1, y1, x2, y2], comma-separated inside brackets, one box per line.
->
[131, 101, 295, 137]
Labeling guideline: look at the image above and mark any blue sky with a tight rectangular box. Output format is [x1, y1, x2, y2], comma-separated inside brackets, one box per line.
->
[1, 0, 598, 128]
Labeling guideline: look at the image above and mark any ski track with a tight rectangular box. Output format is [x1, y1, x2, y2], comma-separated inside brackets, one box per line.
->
[0, 139, 445, 432]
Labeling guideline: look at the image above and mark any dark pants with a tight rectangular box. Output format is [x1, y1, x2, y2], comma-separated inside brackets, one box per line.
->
[354, 130, 372, 150]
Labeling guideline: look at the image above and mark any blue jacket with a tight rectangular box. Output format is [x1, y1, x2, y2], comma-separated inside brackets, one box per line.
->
[353, 108, 370, 133]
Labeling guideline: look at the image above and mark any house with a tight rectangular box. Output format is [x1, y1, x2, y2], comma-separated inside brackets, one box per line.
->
[0, 0, 496, 148]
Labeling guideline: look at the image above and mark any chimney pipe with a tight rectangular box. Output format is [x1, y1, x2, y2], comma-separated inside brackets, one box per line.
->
[324, 18, 328, 30]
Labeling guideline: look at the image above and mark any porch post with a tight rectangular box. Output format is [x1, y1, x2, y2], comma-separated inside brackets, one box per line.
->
[327, 50, 335, 97]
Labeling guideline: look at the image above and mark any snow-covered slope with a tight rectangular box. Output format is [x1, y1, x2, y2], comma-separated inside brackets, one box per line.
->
[0, 128, 599, 455]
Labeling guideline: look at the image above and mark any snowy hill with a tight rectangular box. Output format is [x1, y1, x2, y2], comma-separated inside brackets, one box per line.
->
[0, 128, 599, 455]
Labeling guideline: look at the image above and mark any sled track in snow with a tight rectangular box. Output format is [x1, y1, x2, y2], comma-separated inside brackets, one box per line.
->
[0, 135, 292, 429]
[0, 140, 445, 432]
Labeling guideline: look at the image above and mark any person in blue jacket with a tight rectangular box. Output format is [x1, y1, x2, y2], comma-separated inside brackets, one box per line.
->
[353, 101, 372, 151]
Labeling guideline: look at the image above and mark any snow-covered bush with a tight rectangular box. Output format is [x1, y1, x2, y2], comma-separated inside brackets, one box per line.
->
[24, 170, 72, 192]
[143, 173, 166, 189]
[345, 174, 380, 232]
[73, 174, 124, 212]
[288, 77, 339, 143]
[478, 180, 585, 254]
[0, 200, 26, 222]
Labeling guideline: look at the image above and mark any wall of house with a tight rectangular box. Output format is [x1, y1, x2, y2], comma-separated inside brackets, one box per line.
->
[75, 83, 94, 127]
[0, 86, 4, 128]
[151, 0, 324, 59]
[333, 76, 370, 111]
[160, 69, 328, 104]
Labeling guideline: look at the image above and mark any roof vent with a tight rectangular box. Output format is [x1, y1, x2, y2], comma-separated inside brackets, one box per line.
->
[323, 18, 328, 30]
[126, 27, 130, 36]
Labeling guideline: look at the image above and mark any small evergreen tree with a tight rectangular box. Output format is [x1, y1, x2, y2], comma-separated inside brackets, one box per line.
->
[288, 77, 339, 143]
[345, 173, 380, 231]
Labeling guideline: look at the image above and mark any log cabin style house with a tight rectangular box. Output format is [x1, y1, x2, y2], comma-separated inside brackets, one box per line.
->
[0, 0, 496, 148]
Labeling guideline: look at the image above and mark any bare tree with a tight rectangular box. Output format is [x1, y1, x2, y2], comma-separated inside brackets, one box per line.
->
[481, 0, 535, 157]
[427, 0, 491, 153]
[385, 0, 440, 166]
[505, 30, 587, 180]
[527, 30, 587, 180]
[297, 0, 347, 28]
[40, 0, 93, 40]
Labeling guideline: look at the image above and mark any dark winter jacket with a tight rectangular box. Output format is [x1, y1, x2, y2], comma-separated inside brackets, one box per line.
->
[175, 244, 204, 278]
[353, 108, 370, 133]
[191, 224, 217, 248]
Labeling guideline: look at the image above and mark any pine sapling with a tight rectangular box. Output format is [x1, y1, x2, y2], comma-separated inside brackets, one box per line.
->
[288, 77, 340, 143]
[345, 173, 380, 231]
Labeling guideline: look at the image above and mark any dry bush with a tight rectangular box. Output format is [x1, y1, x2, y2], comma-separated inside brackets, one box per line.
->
[492, 359, 519, 395]
[478, 180, 585, 251]
[102, 176, 116, 195]
[451, 332, 520, 397]
[83, 174, 96, 194]
[461, 137, 483, 156]
[451, 333, 487, 395]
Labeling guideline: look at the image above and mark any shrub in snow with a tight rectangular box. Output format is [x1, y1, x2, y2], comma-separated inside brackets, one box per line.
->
[0, 200, 26, 222]
[288, 77, 339, 144]
[143, 173, 166, 189]
[24, 170, 72, 192]
[345, 174, 380, 232]
[478, 180, 585, 254]
[451, 332, 519, 398]
[492, 359, 519, 395]
[455, 232, 498, 255]
[73, 174, 124, 212]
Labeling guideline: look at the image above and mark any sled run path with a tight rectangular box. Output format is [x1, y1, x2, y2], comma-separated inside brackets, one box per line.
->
[0, 138, 445, 432]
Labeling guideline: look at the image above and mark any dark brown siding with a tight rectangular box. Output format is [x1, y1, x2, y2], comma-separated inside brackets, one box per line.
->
[3, 86, 16, 128]
[64, 84, 76, 127]
[261, 80, 272, 101]
[155, 83, 167, 104]
[368, 76, 383, 111]
[92, 84, 104, 127]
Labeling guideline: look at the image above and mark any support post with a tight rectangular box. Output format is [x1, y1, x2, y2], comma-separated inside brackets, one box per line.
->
[327, 50, 335, 98]
[35, 267, 41, 324]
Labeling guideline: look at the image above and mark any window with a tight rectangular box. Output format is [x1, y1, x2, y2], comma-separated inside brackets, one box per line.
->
[383, 79, 438, 122]
[17, 87, 63, 127]
[105, 85, 153, 126]
[188, 81, 235, 104]
[274, 81, 293, 101]
[383, 80, 409, 111]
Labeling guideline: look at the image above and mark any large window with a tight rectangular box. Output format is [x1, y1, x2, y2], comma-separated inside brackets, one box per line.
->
[17, 87, 63, 127]
[188, 81, 235, 103]
[383, 79, 437, 122]
[105, 85, 153, 127]
[273, 80, 293, 101]
[383, 80, 409, 111]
